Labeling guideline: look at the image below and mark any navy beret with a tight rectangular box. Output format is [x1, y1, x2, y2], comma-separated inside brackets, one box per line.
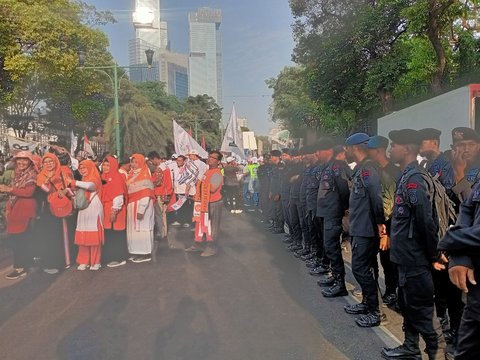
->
[368, 136, 389, 149]
[388, 129, 422, 145]
[452, 127, 480, 143]
[345, 133, 370, 146]
[418, 128, 441, 141]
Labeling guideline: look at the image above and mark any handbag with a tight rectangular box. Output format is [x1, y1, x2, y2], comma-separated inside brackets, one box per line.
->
[73, 188, 96, 210]
[48, 193, 73, 218]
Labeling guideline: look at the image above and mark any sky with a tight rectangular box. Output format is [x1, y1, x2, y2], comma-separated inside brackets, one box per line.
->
[87, 0, 295, 136]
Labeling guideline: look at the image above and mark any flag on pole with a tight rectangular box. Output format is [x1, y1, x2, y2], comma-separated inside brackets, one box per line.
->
[172, 120, 208, 158]
[70, 131, 78, 155]
[188, 127, 193, 137]
[201, 131, 206, 150]
[221, 104, 245, 159]
[83, 134, 95, 158]
[7, 135, 39, 155]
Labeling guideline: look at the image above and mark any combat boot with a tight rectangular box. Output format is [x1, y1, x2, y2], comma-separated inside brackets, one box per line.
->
[381, 328, 421, 359]
[317, 275, 335, 287]
[305, 259, 320, 269]
[309, 264, 330, 276]
[355, 311, 382, 328]
[322, 276, 348, 297]
[301, 252, 315, 261]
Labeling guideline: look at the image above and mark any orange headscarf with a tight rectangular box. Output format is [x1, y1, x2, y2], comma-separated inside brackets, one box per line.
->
[79, 160, 103, 198]
[101, 156, 127, 203]
[126, 153, 154, 203]
[36, 153, 73, 191]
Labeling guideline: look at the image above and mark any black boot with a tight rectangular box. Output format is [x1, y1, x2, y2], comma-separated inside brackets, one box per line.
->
[317, 275, 335, 287]
[294, 249, 310, 258]
[301, 252, 315, 261]
[309, 265, 330, 276]
[322, 277, 348, 297]
[305, 259, 320, 269]
[381, 328, 421, 359]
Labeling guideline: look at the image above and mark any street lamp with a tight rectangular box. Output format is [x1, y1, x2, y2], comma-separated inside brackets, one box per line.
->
[78, 49, 155, 158]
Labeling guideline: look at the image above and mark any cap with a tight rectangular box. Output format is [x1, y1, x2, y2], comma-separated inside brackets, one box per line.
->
[388, 129, 422, 145]
[316, 137, 335, 151]
[345, 133, 370, 146]
[270, 150, 282, 157]
[171, 153, 178, 159]
[418, 128, 441, 141]
[452, 127, 480, 143]
[226, 156, 235, 163]
[368, 136, 389, 149]
[289, 149, 299, 157]
[188, 149, 199, 156]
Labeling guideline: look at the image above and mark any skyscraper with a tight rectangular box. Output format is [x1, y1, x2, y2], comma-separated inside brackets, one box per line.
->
[188, 8, 223, 107]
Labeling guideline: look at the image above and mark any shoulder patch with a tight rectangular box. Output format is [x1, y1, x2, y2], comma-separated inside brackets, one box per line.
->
[407, 188, 418, 204]
[406, 183, 418, 190]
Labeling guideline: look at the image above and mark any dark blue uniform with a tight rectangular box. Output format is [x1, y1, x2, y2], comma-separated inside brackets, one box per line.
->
[349, 158, 385, 313]
[452, 159, 480, 203]
[298, 165, 313, 251]
[439, 180, 480, 360]
[280, 162, 296, 233]
[269, 162, 284, 232]
[257, 163, 272, 218]
[288, 163, 305, 247]
[390, 161, 446, 358]
[316, 160, 350, 281]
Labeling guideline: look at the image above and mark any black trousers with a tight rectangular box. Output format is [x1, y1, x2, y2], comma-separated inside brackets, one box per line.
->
[282, 199, 291, 231]
[102, 229, 128, 264]
[175, 195, 193, 225]
[289, 200, 302, 245]
[379, 249, 397, 295]
[224, 185, 242, 211]
[322, 217, 345, 278]
[397, 265, 446, 355]
[432, 269, 465, 331]
[272, 199, 284, 231]
[9, 230, 33, 269]
[351, 236, 379, 312]
[455, 307, 480, 359]
[296, 202, 308, 246]
[305, 210, 319, 250]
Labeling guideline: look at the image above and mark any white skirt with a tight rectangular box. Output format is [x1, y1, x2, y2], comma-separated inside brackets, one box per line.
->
[126, 198, 154, 254]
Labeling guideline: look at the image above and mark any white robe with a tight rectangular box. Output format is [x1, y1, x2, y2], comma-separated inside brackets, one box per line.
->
[126, 197, 154, 254]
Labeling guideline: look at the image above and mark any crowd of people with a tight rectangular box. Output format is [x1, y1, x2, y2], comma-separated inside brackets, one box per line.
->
[255, 127, 480, 360]
[1, 126, 480, 359]
[1, 146, 225, 280]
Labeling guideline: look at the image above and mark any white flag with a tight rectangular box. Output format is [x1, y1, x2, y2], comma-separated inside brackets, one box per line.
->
[221, 104, 245, 159]
[173, 120, 208, 159]
[7, 135, 38, 155]
[70, 131, 78, 155]
[83, 134, 95, 158]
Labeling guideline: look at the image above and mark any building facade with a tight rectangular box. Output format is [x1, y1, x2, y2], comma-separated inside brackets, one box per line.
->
[188, 8, 223, 107]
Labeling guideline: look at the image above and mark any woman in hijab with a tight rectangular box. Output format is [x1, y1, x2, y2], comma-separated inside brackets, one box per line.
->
[36, 152, 74, 274]
[101, 155, 128, 267]
[68, 160, 104, 270]
[126, 154, 155, 263]
[0, 151, 37, 279]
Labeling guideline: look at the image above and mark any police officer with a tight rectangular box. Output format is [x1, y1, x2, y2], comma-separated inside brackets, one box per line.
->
[280, 149, 294, 236]
[451, 127, 480, 201]
[257, 155, 272, 221]
[381, 129, 446, 360]
[344, 133, 385, 328]
[438, 180, 480, 360]
[285, 149, 304, 249]
[418, 128, 464, 344]
[268, 150, 284, 233]
[368, 135, 401, 307]
[315, 138, 350, 297]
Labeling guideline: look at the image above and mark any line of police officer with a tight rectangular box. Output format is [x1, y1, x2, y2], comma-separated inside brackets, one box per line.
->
[257, 127, 480, 360]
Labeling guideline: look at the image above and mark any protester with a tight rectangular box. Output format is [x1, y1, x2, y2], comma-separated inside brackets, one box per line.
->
[223, 156, 243, 213]
[67, 160, 104, 270]
[2, 151, 37, 279]
[126, 154, 155, 263]
[101, 155, 128, 267]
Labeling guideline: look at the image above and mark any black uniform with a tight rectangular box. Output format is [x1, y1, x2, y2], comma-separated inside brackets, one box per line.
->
[316, 159, 350, 281]
[269, 162, 284, 232]
[289, 163, 304, 247]
[257, 163, 272, 218]
[349, 158, 385, 314]
[304, 162, 325, 256]
[280, 162, 295, 234]
[439, 180, 480, 360]
[390, 161, 446, 358]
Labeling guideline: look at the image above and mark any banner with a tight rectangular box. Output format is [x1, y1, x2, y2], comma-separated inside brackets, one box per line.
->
[221, 104, 245, 159]
[173, 120, 208, 158]
[7, 135, 39, 155]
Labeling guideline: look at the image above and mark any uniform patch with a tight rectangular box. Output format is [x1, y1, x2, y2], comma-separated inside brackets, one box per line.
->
[397, 206, 405, 215]
[332, 165, 340, 177]
[407, 189, 418, 204]
[396, 195, 403, 205]
[406, 183, 418, 190]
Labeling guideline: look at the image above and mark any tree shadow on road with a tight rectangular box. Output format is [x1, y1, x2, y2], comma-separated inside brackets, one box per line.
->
[154, 296, 219, 360]
[56, 294, 128, 360]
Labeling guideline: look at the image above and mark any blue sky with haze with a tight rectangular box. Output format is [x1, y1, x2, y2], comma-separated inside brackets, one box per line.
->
[88, 0, 295, 135]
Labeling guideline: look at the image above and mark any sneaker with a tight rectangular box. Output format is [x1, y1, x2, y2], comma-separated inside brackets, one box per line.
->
[90, 264, 101, 271]
[355, 312, 381, 328]
[236, 209, 243, 214]
[200, 245, 218, 257]
[344, 303, 369, 315]
[182, 223, 190, 228]
[5, 268, 27, 280]
[107, 261, 127, 268]
[171, 221, 181, 226]
[43, 268, 59, 275]
[382, 293, 397, 307]
[185, 244, 203, 252]
[77, 264, 88, 271]
[230, 209, 235, 213]
[131, 255, 151, 263]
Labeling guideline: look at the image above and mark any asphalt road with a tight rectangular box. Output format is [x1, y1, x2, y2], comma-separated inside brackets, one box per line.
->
[0, 209, 403, 360]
